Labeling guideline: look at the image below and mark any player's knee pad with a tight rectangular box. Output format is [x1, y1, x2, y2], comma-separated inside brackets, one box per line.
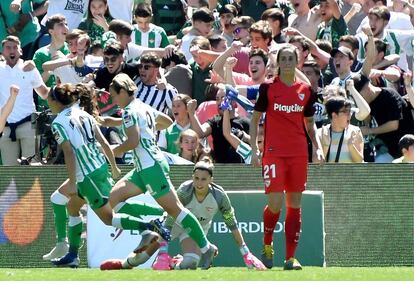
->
[50, 190, 69, 205]
[177, 253, 200, 270]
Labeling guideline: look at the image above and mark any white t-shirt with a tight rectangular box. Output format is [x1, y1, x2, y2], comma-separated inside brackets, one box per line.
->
[41, 0, 89, 31]
[107, 0, 134, 23]
[180, 33, 197, 62]
[356, 11, 413, 35]
[0, 61, 43, 123]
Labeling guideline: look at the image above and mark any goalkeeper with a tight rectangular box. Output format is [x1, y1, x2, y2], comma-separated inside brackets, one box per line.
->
[101, 159, 265, 270]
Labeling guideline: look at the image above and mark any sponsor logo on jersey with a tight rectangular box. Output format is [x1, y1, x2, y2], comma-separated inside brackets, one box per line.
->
[273, 103, 304, 113]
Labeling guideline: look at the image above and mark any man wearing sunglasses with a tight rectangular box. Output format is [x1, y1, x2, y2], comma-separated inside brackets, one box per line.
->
[134, 53, 177, 114]
[91, 41, 140, 115]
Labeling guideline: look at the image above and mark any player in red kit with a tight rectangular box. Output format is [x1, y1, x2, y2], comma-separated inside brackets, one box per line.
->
[250, 44, 324, 270]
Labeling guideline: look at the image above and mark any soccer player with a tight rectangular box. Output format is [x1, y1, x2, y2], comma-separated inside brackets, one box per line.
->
[107, 73, 218, 269]
[101, 160, 266, 271]
[48, 84, 169, 267]
[250, 44, 324, 270]
[0, 85, 19, 134]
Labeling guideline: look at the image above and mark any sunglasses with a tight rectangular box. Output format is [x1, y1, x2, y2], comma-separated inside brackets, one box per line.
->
[138, 64, 155, 70]
[104, 56, 119, 63]
[233, 27, 246, 35]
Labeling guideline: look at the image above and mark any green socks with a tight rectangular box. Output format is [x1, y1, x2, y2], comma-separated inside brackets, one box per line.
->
[176, 209, 208, 249]
[68, 216, 82, 254]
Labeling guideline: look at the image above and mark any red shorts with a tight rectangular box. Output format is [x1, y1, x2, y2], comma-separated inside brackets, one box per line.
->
[262, 156, 308, 193]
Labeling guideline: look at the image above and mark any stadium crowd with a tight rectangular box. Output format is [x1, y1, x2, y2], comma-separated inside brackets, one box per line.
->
[1, 0, 414, 271]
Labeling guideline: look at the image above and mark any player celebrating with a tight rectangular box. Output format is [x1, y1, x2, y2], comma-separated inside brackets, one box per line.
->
[105, 73, 218, 269]
[250, 44, 324, 270]
[48, 84, 169, 268]
[101, 159, 266, 270]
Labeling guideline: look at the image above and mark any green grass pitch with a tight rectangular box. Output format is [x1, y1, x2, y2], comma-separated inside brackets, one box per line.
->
[1, 267, 413, 281]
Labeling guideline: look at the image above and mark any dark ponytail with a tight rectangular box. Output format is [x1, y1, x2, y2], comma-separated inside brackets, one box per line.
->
[50, 83, 99, 118]
[75, 84, 99, 118]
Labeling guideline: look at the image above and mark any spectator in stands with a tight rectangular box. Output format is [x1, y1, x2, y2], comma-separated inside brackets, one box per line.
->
[317, 0, 349, 48]
[231, 16, 255, 74]
[0, 85, 19, 134]
[102, 19, 176, 64]
[151, 0, 186, 36]
[92, 41, 139, 115]
[42, 33, 94, 84]
[176, 129, 200, 163]
[78, 0, 113, 44]
[261, 8, 287, 44]
[208, 34, 227, 52]
[0, 0, 47, 59]
[249, 20, 275, 52]
[189, 36, 216, 106]
[33, 15, 70, 109]
[135, 53, 178, 114]
[354, 73, 414, 161]
[0, 36, 49, 165]
[158, 94, 192, 154]
[107, 0, 134, 23]
[180, 7, 214, 62]
[288, 0, 322, 41]
[132, 3, 170, 48]
[163, 50, 192, 97]
[250, 44, 324, 270]
[219, 4, 238, 46]
[41, 0, 88, 31]
[221, 96, 264, 164]
[318, 95, 364, 163]
[188, 90, 250, 163]
[392, 134, 414, 163]
[365, 6, 414, 72]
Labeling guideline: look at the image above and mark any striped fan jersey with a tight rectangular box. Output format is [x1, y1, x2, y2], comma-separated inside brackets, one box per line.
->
[134, 78, 178, 113]
[52, 105, 106, 182]
[121, 99, 165, 171]
[131, 23, 170, 48]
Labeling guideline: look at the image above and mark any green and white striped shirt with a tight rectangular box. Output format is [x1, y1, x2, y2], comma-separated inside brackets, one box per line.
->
[121, 99, 165, 171]
[131, 23, 170, 48]
[52, 105, 106, 182]
[236, 141, 253, 164]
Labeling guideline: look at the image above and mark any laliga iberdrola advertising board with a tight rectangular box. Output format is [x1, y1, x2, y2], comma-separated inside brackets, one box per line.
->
[87, 193, 162, 268]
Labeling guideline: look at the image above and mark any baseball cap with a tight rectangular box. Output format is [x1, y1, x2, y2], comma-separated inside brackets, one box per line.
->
[111, 73, 137, 92]
[330, 46, 354, 60]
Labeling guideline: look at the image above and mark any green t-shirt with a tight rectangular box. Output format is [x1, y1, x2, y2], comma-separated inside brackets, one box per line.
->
[0, 0, 43, 47]
[191, 62, 211, 106]
[317, 15, 349, 49]
[159, 122, 190, 154]
[78, 16, 113, 44]
[33, 43, 70, 108]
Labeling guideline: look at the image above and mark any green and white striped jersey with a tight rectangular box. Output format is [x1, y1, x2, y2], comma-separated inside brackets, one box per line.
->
[121, 99, 165, 171]
[131, 23, 170, 48]
[236, 141, 253, 164]
[158, 122, 190, 154]
[52, 105, 106, 182]
[357, 29, 414, 71]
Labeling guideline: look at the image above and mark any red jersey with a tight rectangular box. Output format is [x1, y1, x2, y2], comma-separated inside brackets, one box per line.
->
[254, 77, 315, 158]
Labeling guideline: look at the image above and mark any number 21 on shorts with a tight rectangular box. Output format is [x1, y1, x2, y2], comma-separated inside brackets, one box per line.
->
[263, 164, 276, 179]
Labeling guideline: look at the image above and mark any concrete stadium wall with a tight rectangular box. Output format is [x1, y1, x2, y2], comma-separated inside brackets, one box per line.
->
[0, 164, 413, 267]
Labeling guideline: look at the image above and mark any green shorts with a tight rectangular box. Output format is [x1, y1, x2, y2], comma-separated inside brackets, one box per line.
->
[77, 164, 114, 210]
[124, 160, 173, 199]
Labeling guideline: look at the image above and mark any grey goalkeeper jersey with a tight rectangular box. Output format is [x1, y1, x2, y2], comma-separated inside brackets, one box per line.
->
[166, 180, 238, 232]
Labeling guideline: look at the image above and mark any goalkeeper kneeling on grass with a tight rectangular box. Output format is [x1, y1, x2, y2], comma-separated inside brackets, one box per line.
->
[101, 160, 265, 270]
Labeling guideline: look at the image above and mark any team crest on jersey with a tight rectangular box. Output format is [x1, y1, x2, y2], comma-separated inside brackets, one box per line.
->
[123, 111, 134, 127]
[298, 93, 305, 101]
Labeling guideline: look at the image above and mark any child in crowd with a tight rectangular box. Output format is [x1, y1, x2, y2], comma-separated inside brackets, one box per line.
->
[158, 94, 192, 154]
[177, 129, 200, 163]
[78, 0, 113, 44]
